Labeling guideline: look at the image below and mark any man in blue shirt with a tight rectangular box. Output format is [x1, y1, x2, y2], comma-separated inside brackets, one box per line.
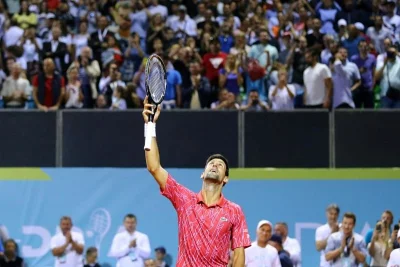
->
[268, 234, 293, 267]
[161, 54, 182, 109]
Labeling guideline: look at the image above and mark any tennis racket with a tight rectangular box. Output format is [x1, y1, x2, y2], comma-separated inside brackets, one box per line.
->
[144, 54, 166, 151]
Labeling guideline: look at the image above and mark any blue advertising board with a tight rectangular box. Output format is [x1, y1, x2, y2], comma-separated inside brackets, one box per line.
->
[0, 168, 399, 266]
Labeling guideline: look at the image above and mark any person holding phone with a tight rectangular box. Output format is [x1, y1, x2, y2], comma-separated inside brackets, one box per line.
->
[368, 221, 392, 266]
[325, 212, 367, 266]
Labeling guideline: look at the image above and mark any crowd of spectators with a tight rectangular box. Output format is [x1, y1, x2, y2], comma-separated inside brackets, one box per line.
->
[1, 208, 400, 266]
[1, 0, 400, 111]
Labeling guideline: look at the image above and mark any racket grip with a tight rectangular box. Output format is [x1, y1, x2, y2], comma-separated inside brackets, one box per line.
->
[144, 122, 156, 151]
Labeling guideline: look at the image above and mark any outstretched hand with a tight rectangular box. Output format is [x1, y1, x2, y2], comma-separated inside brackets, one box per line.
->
[142, 96, 161, 123]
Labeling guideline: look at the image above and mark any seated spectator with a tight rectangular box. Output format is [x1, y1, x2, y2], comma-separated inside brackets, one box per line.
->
[211, 89, 239, 110]
[154, 247, 170, 267]
[110, 86, 127, 110]
[268, 68, 296, 110]
[268, 234, 293, 267]
[241, 89, 269, 111]
[83, 247, 100, 267]
[1, 62, 31, 108]
[32, 58, 65, 111]
[0, 239, 24, 267]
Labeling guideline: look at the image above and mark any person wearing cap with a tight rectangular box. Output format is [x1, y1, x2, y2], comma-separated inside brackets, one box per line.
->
[315, 204, 340, 267]
[245, 220, 281, 266]
[325, 212, 367, 266]
[153, 247, 169, 267]
[387, 231, 400, 265]
[341, 24, 365, 58]
[274, 223, 301, 267]
[382, 0, 400, 35]
[269, 234, 293, 267]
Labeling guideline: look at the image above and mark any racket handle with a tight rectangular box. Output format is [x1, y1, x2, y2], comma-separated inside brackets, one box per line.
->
[144, 122, 155, 151]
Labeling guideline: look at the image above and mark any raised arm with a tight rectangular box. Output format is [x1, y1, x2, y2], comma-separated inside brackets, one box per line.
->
[142, 96, 168, 190]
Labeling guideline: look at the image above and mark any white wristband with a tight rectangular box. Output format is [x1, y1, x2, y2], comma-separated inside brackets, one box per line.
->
[144, 122, 156, 137]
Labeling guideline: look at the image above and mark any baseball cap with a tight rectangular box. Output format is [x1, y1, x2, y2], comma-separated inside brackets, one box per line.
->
[155, 247, 166, 254]
[257, 220, 272, 231]
[178, 5, 187, 12]
[338, 19, 347, 27]
[355, 22, 365, 31]
[269, 234, 283, 244]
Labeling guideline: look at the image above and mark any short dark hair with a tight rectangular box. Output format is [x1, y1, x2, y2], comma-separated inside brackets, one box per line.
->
[60, 216, 72, 223]
[206, 154, 229, 176]
[343, 212, 356, 224]
[86, 247, 98, 256]
[306, 48, 319, 58]
[124, 214, 137, 221]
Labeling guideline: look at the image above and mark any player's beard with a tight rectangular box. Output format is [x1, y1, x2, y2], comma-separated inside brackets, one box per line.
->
[205, 170, 220, 182]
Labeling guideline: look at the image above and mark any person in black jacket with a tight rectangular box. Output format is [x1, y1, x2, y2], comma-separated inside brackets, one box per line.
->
[268, 234, 294, 267]
[83, 247, 101, 267]
[0, 239, 24, 267]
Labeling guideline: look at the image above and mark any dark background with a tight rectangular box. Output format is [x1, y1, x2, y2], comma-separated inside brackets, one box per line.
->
[0, 110, 399, 168]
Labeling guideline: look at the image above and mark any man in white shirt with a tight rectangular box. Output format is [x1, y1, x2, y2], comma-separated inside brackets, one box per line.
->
[303, 48, 333, 108]
[388, 230, 400, 266]
[315, 204, 340, 267]
[50, 216, 85, 267]
[109, 214, 151, 267]
[274, 222, 301, 267]
[245, 220, 281, 267]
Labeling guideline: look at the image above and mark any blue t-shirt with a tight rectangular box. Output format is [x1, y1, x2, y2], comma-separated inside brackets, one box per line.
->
[164, 70, 182, 101]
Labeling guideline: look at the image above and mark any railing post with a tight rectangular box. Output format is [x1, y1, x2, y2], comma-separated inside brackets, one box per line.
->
[55, 110, 63, 167]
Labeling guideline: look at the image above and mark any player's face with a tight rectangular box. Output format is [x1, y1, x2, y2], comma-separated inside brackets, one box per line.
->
[203, 159, 226, 183]
[124, 217, 137, 233]
[257, 224, 272, 242]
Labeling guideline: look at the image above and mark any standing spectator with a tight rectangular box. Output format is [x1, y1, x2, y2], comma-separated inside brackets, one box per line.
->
[64, 66, 84, 109]
[366, 15, 392, 55]
[89, 16, 115, 67]
[0, 239, 24, 267]
[182, 61, 211, 109]
[244, 220, 280, 266]
[330, 47, 361, 109]
[202, 37, 227, 91]
[315, 204, 340, 267]
[12, 0, 37, 30]
[99, 63, 126, 107]
[161, 54, 182, 109]
[350, 40, 377, 108]
[67, 46, 101, 108]
[303, 48, 333, 108]
[169, 5, 197, 40]
[41, 25, 68, 75]
[1, 62, 31, 108]
[325, 212, 367, 266]
[83, 247, 100, 267]
[274, 222, 301, 267]
[50, 216, 85, 267]
[374, 45, 400, 108]
[268, 68, 296, 110]
[109, 214, 151, 267]
[382, 0, 400, 37]
[364, 211, 395, 252]
[268, 234, 294, 267]
[32, 58, 65, 111]
[218, 22, 235, 54]
[368, 221, 392, 266]
[341, 24, 365, 59]
[218, 53, 243, 97]
[154, 247, 169, 267]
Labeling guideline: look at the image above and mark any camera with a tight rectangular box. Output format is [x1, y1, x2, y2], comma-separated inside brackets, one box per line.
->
[376, 224, 382, 232]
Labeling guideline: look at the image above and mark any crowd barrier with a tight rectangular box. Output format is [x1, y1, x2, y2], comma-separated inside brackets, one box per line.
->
[0, 109, 399, 168]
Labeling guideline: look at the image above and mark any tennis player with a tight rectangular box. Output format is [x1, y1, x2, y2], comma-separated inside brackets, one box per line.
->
[142, 96, 251, 266]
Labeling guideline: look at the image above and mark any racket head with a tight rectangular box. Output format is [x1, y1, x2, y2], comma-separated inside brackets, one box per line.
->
[145, 54, 167, 105]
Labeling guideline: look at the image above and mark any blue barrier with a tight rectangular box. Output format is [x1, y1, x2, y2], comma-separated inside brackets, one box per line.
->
[0, 168, 398, 267]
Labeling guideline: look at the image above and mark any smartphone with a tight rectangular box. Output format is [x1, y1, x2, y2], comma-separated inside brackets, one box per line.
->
[394, 224, 400, 231]
[376, 224, 382, 232]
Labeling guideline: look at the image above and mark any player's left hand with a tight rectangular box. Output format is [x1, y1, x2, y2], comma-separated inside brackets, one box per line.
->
[142, 96, 161, 123]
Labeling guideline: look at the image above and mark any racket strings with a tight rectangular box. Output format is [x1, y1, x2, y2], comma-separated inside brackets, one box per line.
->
[147, 60, 165, 103]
